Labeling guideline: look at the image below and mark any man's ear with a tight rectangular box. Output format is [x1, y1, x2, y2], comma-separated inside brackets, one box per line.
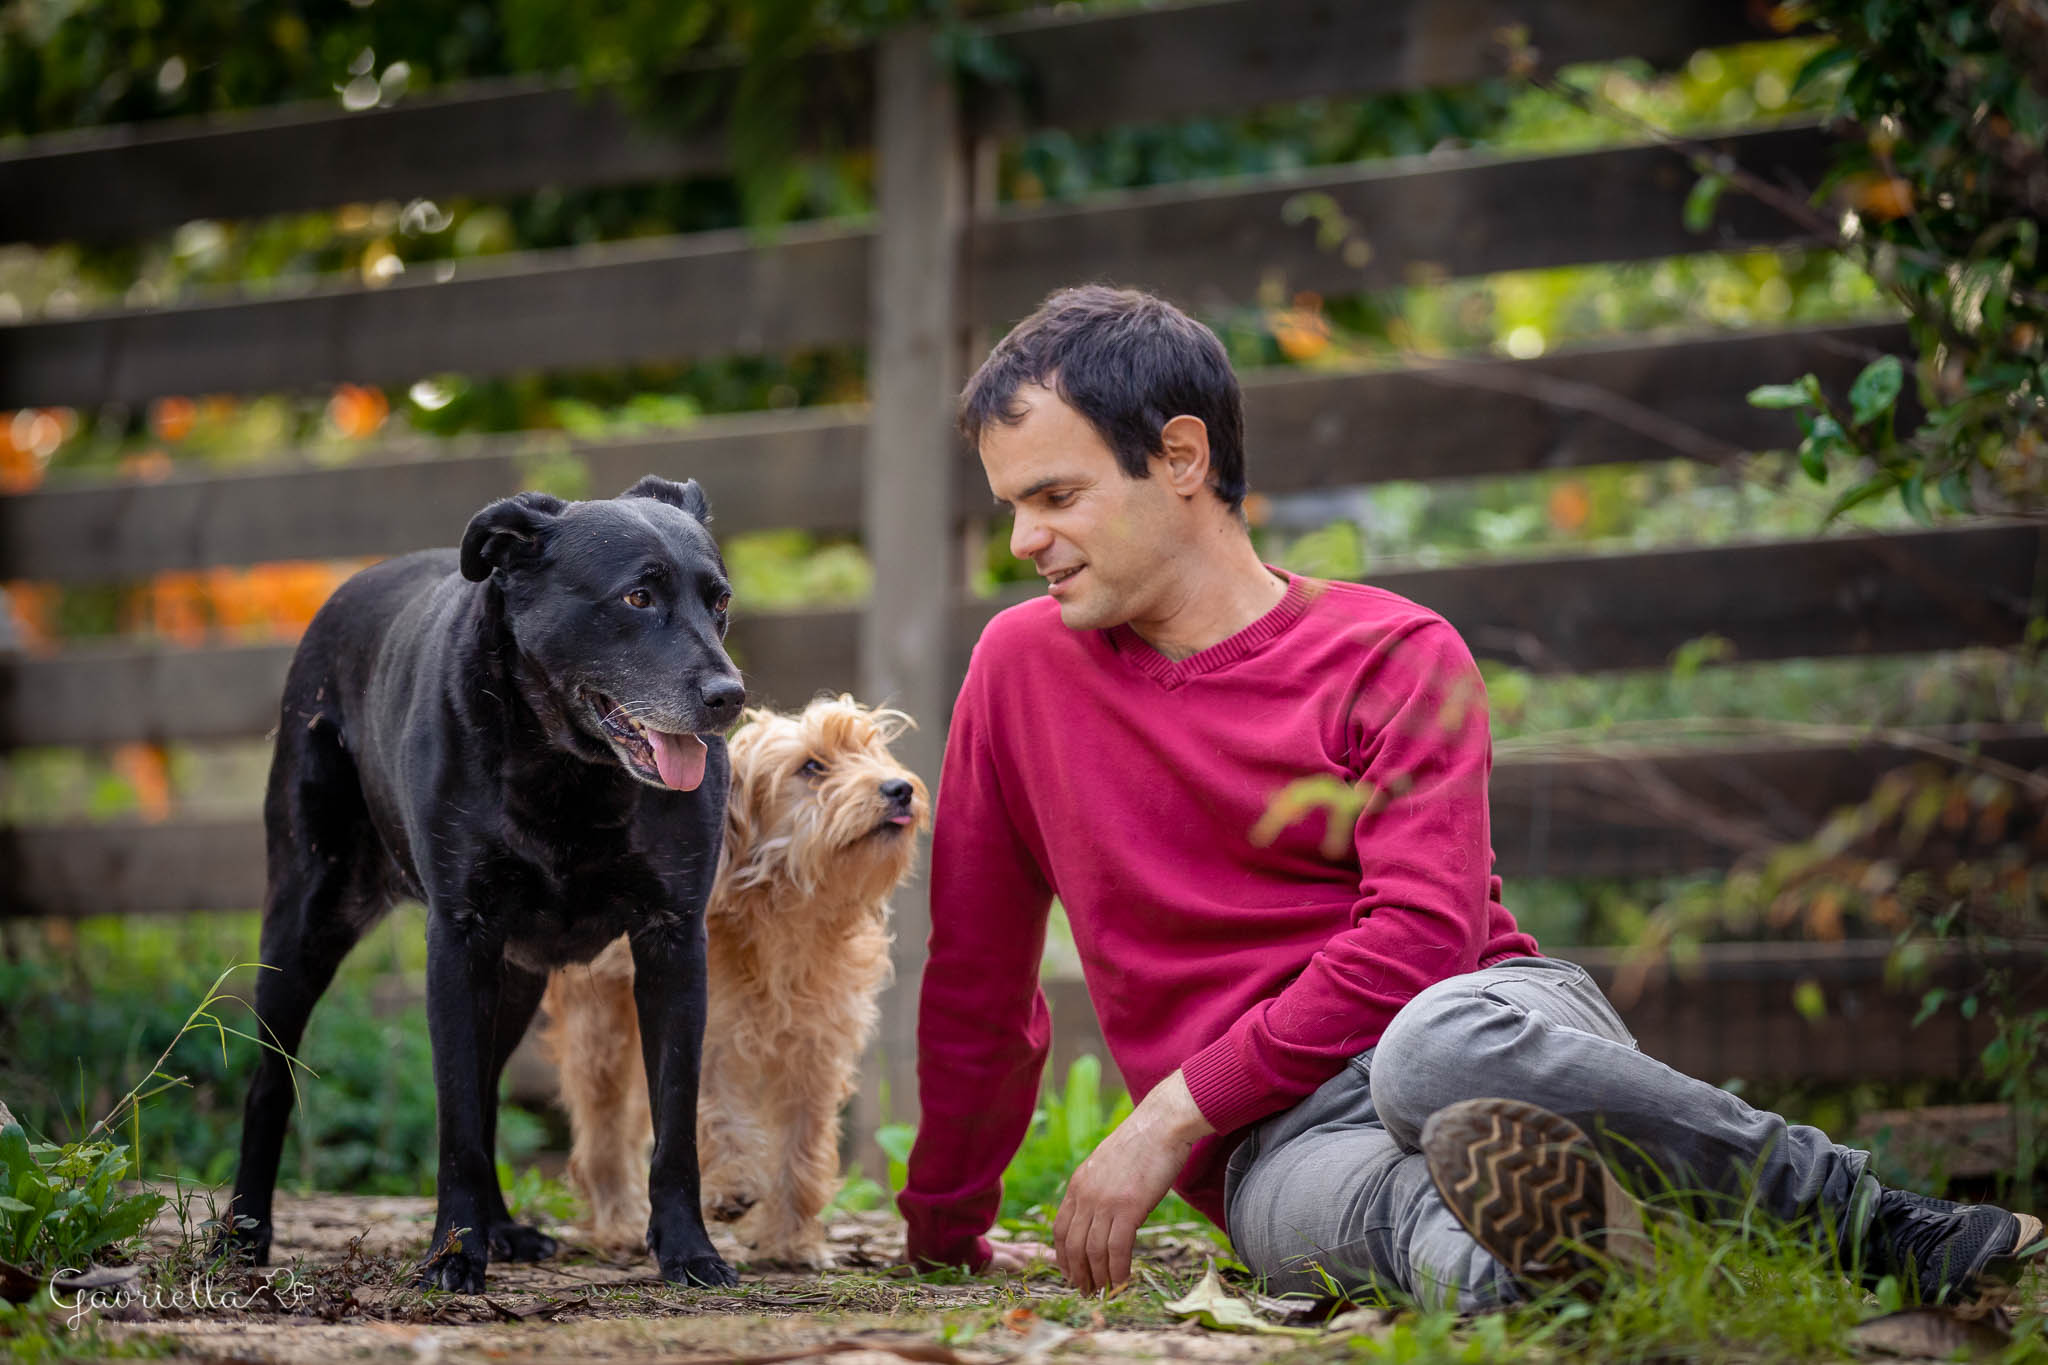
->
[1157, 415, 1211, 498]
[620, 474, 712, 523]
[460, 491, 567, 582]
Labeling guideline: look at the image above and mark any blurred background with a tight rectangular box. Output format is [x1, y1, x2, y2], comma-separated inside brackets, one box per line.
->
[1, 0, 2044, 1226]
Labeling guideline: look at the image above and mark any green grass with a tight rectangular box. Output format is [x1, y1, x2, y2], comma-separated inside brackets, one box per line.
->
[1284, 1192, 2048, 1364]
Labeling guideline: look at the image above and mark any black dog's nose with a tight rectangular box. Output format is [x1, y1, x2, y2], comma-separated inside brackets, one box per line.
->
[700, 677, 746, 720]
[880, 778, 914, 805]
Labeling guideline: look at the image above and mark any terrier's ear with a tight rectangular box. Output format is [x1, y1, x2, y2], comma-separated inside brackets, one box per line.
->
[620, 475, 711, 523]
[460, 491, 567, 582]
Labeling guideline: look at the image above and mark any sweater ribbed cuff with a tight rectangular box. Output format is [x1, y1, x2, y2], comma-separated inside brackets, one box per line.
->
[1179, 1033, 1275, 1136]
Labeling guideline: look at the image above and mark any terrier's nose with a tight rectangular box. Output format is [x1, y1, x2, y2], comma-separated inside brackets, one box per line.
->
[700, 676, 746, 721]
[880, 778, 914, 805]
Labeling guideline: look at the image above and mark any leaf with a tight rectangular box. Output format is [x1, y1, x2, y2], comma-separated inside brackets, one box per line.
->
[1747, 381, 1814, 410]
[0, 1198, 30, 1214]
[74, 1194, 162, 1258]
[1792, 979, 1827, 1023]
[1851, 1307, 2010, 1358]
[12, 1188, 53, 1262]
[0, 1126, 33, 1187]
[1912, 987, 1947, 1028]
[1900, 473, 1932, 525]
[1799, 439, 1829, 483]
[1823, 471, 1901, 523]
[1938, 471, 1970, 512]
[1683, 173, 1726, 233]
[1164, 1266, 1318, 1337]
[874, 1123, 914, 1169]
[1849, 355, 1904, 427]
[1792, 43, 1855, 94]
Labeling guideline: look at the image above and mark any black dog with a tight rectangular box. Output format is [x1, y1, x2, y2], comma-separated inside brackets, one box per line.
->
[224, 475, 743, 1291]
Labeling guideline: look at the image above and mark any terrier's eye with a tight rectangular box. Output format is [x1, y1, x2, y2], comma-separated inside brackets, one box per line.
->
[713, 592, 732, 614]
[799, 758, 827, 777]
[624, 588, 654, 609]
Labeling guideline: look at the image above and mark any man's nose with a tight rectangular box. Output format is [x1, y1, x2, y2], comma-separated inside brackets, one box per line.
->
[1010, 511, 1050, 561]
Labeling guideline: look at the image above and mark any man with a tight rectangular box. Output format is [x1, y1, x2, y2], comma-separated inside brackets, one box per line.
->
[898, 285, 2043, 1310]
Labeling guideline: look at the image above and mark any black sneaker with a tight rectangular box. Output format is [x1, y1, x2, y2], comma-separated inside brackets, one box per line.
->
[1857, 1186, 2045, 1304]
[1421, 1097, 1654, 1296]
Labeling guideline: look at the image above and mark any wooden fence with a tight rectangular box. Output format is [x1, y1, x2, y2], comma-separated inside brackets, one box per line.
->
[2, 0, 2040, 1129]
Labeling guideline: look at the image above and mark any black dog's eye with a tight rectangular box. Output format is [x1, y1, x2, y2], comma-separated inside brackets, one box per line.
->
[624, 588, 654, 609]
[713, 592, 731, 614]
[799, 758, 826, 777]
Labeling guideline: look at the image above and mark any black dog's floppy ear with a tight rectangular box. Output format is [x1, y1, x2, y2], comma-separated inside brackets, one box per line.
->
[460, 491, 567, 582]
[620, 474, 711, 523]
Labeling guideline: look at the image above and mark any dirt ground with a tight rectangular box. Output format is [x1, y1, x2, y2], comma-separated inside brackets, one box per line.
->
[63, 1194, 1353, 1364]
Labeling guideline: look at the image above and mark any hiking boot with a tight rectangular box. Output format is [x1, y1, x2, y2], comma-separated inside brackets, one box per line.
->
[1856, 1185, 2045, 1305]
[1421, 1097, 1654, 1295]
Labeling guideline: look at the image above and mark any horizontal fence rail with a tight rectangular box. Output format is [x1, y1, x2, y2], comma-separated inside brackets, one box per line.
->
[3, 525, 2035, 749]
[968, 125, 1827, 324]
[0, 321, 1909, 584]
[9, 729, 2042, 919]
[0, 126, 1830, 408]
[0, 0, 1780, 246]
[966, 523, 2045, 678]
[0, 407, 870, 582]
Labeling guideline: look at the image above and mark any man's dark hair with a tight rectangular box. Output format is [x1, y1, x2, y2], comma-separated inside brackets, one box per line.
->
[958, 285, 1247, 511]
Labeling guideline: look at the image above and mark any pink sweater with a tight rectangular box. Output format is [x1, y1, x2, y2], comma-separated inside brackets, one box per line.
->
[900, 571, 1540, 1267]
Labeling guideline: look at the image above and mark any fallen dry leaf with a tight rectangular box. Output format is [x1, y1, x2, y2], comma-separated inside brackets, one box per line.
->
[1850, 1307, 2011, 1359]
[1163, 1266, 1318, 1338]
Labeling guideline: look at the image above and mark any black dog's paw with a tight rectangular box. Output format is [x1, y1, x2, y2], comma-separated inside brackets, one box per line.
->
[661, 1252, 739, 1288]
[705, 1191, 756, 1223]
[213, 1216, 272, 1267]
[417, 1230, 488, 1294]
[488, 1221, 559, 1263]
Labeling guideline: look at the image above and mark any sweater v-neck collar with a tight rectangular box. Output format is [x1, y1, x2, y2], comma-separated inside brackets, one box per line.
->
[1105, 569, 1313, 689]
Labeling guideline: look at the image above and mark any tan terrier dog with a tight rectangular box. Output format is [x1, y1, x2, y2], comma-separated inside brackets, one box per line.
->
[538, 695, 928, 1267]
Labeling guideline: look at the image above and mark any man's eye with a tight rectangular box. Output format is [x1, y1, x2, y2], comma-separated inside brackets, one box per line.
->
[624, 588, 654, 609]
[1046, 491, 1075, 508]
[800, 758, 826, 777]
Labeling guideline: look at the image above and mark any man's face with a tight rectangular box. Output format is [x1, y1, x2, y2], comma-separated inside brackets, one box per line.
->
[979, 385, 1184, 632]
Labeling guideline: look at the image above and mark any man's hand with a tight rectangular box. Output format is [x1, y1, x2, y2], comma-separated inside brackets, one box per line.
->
[1052, 1069, 1213, 1295]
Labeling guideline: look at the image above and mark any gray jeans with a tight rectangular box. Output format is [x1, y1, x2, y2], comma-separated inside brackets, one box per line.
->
[1222, 955, 1874, 1311]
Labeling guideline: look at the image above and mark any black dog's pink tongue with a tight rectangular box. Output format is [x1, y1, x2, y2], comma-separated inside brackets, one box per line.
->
[648, 731, 708, 791]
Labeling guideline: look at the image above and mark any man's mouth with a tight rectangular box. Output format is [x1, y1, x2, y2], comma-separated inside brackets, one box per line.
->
[585, 689, 708, 791]
[1044, 565, 1084, 592]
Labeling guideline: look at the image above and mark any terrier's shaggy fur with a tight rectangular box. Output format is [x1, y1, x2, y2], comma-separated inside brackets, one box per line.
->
[539, 695, 928, 1267]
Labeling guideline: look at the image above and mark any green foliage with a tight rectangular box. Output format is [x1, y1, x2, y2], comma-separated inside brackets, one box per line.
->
[994, 1056, 1209, 1233]
[0, 1125, 162, 1276]
[1747, 2, 2048, 517]
[0, 912, 546, 1197]
[494, 1159, 582, 1226]
[1305, 1186, 2040, 1365]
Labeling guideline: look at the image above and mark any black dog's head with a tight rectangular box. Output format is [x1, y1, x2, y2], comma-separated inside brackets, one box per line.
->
[460, 475, 745, 792]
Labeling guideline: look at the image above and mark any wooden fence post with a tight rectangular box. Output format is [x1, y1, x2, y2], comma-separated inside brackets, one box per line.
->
[856, 24, 967, 1168]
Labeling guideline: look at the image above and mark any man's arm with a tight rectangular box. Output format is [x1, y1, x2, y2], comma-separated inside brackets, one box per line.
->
[898, 656, 1056, 1270]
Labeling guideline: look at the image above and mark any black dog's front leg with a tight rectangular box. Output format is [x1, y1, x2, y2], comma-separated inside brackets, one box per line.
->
[419, 907, 506, 1293]
[633, 917, 737, 1287]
